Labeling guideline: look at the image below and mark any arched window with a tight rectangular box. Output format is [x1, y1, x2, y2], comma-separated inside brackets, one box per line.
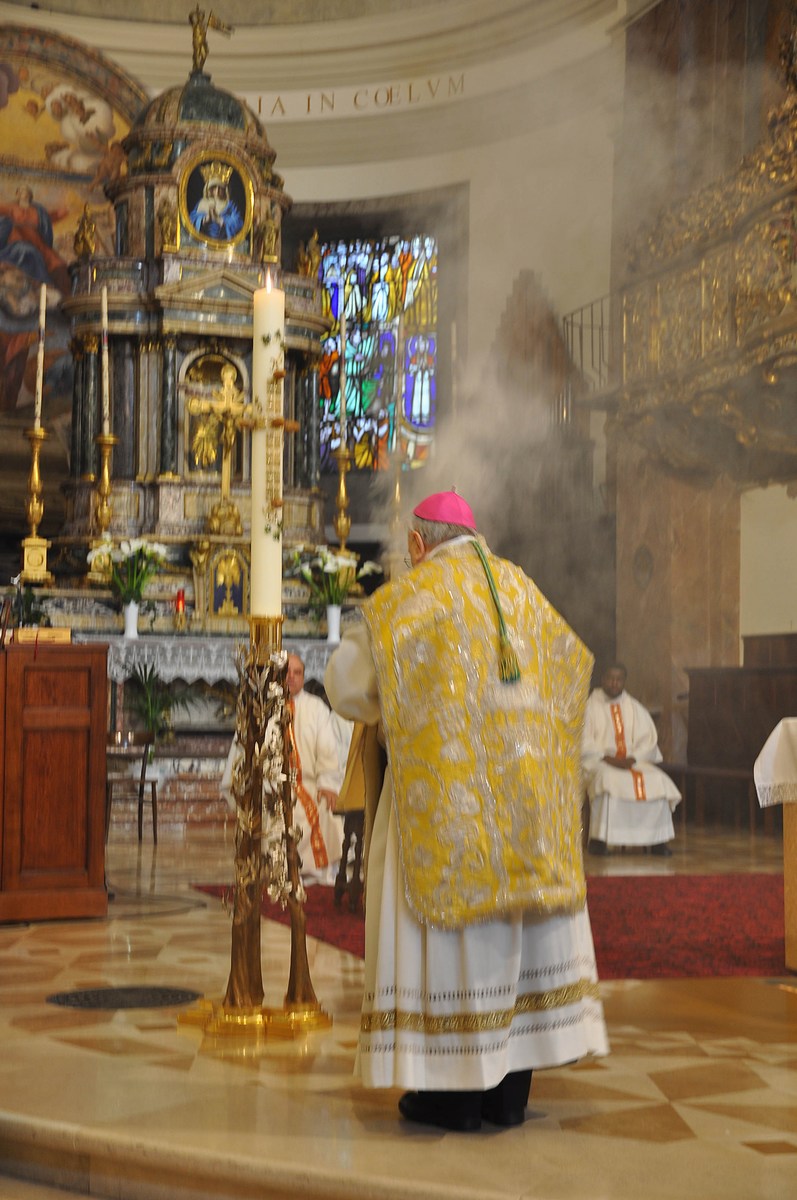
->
[317, 233, 438, 472]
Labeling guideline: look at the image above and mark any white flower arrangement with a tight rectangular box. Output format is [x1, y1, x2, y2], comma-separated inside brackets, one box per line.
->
[289, 544, 382, 608]
[87, 537, 168, 604]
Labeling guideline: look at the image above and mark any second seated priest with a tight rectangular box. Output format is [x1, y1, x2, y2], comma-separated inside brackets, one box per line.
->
[581, 662, 682, 857]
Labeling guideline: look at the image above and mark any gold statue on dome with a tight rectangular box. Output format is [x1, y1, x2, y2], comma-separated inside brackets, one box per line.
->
[73, 205, 96, 259]
[157, 197, 178, 249]
[255, 205, 278, 262]
[189, 4, 233, 74]
[296, 229, 321, 278]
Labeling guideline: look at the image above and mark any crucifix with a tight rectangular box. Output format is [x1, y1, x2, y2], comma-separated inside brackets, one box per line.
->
[187, 362, 250, 536]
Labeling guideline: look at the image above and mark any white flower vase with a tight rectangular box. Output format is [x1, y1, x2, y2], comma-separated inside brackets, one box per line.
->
[326, 604, 341, 644]
[123, 600, 140, 640]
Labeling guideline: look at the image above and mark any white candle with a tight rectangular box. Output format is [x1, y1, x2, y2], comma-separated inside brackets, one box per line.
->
[339, 308, 347, 447]
[101, 286, 110, 436]
[251, 272, 285, 617]
[33, 284, 46, 431]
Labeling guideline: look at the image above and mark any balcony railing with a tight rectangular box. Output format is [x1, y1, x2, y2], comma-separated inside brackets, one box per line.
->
[562, 295, 611, 397]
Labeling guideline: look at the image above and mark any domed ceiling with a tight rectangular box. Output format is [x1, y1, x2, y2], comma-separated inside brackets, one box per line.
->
[0, 0, 450, 23]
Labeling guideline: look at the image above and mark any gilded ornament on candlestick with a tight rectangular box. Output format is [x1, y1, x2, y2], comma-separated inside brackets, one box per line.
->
[332, 443, 352, 550]
[87, 433, 118, 584]
[20, 426, 54, 585]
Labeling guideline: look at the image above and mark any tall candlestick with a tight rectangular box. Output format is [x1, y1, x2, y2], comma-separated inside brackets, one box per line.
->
[101, 286, 110, 436]
[251, 272, 285, 618]
[33, 284, 46, 431]
[339, 308, 347, 448]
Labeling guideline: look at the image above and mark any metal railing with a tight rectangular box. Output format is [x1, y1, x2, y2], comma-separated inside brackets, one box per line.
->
[562, 294, 611, 395]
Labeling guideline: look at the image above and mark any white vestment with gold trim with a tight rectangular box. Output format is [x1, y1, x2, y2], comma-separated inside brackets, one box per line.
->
[582, 689, 681, 847]
[326, 621, 609, 1090]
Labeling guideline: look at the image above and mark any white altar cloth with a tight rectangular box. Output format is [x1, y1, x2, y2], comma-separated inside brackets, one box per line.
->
[72, 634, 335, 685]
[754, 718, 797, 808]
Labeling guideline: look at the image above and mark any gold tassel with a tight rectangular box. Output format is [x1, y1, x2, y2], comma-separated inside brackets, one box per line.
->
[472, 539, 521, 685]
[498, 633, 521, 683]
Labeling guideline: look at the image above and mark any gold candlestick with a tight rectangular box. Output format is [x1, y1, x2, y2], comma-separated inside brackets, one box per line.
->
[20, 426, 53, 585]
[94, 432, 118, 535]
[87, 432, 118, 584]
[332, 443, 352, 550]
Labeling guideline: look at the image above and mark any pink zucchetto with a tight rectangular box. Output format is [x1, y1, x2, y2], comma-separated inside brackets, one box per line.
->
[412, 490, 477, 530]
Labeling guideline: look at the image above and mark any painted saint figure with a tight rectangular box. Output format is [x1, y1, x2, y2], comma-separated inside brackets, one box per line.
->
[189, 162, 243, 241]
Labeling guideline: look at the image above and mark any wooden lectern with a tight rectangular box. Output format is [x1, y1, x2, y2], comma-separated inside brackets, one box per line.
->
[0, 642, 108, 922]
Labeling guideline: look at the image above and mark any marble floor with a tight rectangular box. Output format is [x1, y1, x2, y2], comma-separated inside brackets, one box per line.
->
[0, 823, 795, 1200]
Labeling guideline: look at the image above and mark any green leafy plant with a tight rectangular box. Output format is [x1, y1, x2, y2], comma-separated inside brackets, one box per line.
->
[10, 582, 51, 628]
[127, 664, 195, 743]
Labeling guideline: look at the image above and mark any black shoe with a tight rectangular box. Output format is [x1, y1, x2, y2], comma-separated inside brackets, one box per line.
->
[650, 843, 673, 857]
[481, 1068, 531, 1127]
[588, 839, 609, 856]
[480, 1099, 523, 1128]
[398, 1090, 482, 1132]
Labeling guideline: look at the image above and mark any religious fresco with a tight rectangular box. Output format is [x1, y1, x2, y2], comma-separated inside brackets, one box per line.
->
[0, 25, 145, 509]
[317, 233, 438, 472]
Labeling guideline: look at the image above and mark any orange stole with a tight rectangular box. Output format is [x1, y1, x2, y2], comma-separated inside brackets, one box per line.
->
[609, 703, 647, 801]
[289, 700, 329, 868]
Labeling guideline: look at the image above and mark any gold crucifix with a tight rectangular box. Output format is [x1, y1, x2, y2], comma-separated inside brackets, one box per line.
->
[188, 363, 252, 536]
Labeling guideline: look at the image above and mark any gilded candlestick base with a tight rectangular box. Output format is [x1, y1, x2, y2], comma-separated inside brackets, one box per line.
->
[177, 997, 332, 1046]
[261, 1001, 333, 1038]
[20, 535, 53, 586]
[86, 535, 113, 585]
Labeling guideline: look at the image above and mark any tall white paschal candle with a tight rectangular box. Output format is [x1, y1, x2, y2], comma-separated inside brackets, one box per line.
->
[338, 308, 347, 447]
[33, 284, 46, 431]
[100, 286, 110, 436]
[251, 273, 285, 617]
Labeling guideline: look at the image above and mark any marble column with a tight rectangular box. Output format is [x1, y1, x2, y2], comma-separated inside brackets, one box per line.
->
[69, 338, 85, 482]
[113, 337, 137, 479]
[306, 364, 321, 490]
[159, 336, 178, 477]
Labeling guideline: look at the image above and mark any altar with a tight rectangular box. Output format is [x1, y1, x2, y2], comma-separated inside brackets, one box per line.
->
[71, 633, 340, 837]
[73, 633, 336, 687]
[754, 718, 797, 972]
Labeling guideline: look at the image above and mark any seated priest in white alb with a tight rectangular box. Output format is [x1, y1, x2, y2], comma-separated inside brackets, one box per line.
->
[581, 663, 681, 857]
[219, 652, 345, 885]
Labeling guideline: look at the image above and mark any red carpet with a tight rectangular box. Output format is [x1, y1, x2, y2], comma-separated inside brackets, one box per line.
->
[194, 884, 366, 958]
[586, 872, 785, 980]
[194, 872, 786, 980]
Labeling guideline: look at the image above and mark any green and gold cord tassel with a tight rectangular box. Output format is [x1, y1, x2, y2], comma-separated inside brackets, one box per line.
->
[472, 540, 521, 684]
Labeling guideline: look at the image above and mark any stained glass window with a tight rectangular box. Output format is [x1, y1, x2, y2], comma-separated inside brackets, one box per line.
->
[318, 234, 438, 472]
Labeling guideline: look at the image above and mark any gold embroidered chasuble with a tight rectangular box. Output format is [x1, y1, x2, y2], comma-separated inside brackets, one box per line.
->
[362, 538, 594, 930]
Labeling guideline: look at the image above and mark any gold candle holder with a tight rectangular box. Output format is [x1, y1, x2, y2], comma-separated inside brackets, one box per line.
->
[332, 443, 352, 550]
[87, 432, 118, 584]
[20, 426, 53, 585]
[94, 432, 118, 535]
[249, 614, 284, 664]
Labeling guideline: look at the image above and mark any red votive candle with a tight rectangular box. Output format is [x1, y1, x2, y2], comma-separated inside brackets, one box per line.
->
[176, 588, 186, 614]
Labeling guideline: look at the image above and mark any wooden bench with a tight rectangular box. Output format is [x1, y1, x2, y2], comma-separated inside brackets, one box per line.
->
[659, 762, 776, 835]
